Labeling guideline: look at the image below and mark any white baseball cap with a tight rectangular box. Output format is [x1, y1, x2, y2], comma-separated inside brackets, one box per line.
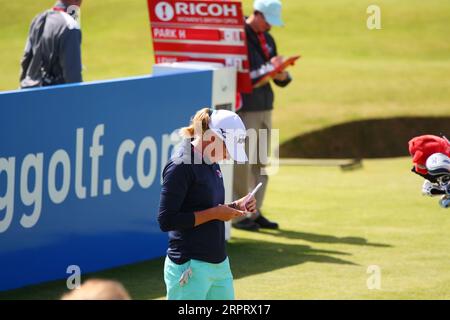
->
[254, 0, 284, 27]
[208, 109, 248, 162]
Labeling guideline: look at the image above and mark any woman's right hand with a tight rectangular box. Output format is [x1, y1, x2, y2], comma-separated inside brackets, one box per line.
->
[194, 205, 247, 227]
[213, 205, 247, 222]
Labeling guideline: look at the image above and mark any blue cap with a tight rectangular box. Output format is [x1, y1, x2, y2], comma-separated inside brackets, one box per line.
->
[254, 0, 284, 27]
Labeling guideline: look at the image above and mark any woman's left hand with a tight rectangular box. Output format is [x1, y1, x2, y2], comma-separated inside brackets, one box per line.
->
[235, 194, 257, 213]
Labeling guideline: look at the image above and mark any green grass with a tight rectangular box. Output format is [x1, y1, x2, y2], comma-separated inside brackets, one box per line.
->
[1, 0, 449, 142]
[1, 157, 450, 300]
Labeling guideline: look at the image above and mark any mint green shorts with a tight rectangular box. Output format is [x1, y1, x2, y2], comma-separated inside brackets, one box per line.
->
[164, 256, 235, 300]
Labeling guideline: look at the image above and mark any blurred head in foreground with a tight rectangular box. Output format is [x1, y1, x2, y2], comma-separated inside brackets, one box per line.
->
[61, 279, 131, 300]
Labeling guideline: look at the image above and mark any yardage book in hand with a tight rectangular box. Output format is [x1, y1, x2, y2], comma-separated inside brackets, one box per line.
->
[253, 55, 301, 88]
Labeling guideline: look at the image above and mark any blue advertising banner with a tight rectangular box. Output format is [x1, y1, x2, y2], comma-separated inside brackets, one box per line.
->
[0, 71, 212, 291]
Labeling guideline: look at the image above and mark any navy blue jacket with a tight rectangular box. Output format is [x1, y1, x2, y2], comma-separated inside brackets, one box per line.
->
[158, 139, 226, 264]
[241, 23, 292, 112]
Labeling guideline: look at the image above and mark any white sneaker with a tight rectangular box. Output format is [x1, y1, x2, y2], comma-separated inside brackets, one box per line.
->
[422, 180, 445, 197]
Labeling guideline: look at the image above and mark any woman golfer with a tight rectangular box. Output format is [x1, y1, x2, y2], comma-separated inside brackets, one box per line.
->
[158, 108, 257, 300]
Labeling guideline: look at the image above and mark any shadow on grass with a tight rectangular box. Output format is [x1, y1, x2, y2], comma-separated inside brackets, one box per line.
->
[227, 237, 357, 281]
[0, 237, 359, 300]
[257, 229, 392, 248]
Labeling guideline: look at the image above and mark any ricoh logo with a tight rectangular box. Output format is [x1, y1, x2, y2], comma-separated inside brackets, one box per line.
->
[155, 1, 238, 21]
[155, 2, 175, 21]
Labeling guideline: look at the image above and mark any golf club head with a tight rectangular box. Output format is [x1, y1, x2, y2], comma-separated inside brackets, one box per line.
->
[426, 153, 450, 177]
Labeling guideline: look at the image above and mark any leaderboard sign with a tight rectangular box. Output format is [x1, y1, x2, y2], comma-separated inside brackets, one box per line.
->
[147, 0, 252, 93]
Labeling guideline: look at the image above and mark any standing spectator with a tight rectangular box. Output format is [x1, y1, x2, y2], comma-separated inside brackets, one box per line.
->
[233, 0, 292, 231]
[20, 0, 83, 88]
[61, 279, 131, 300]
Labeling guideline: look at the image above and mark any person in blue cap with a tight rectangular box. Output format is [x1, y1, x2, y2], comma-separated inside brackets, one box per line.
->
[158, 108, 257, 300]
[233, 0, 292, 231]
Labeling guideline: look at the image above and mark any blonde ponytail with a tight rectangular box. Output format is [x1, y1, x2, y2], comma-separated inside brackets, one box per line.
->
[180, 107, 211, 138]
